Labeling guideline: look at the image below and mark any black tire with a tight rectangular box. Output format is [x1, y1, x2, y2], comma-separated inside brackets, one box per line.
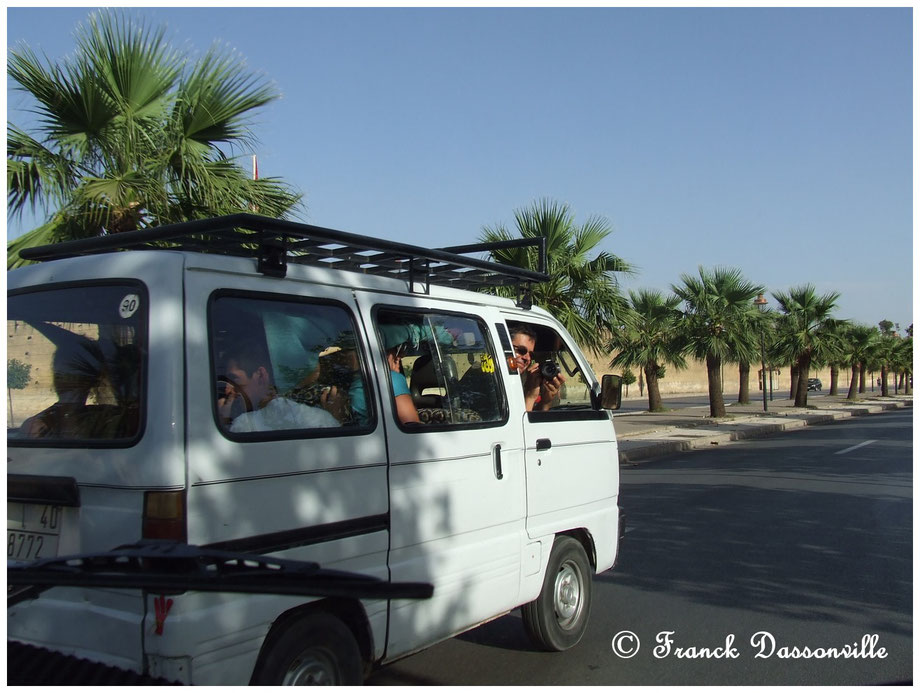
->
[521, 535, 593, 651]
[252, 612, 363, 685]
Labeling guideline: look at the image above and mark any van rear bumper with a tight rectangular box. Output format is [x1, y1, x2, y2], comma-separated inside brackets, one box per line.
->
[8, 641, 176, 685]
[7, 587, 145, 676]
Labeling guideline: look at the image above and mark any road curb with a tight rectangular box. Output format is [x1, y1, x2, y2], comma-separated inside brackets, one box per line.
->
[618, 398, 911, 464]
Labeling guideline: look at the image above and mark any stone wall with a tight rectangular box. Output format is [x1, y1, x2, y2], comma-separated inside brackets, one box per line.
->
[584, 351, 844, 401]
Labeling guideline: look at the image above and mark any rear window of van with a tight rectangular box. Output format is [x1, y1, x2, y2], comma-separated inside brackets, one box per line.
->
[7, 282, 146, 445]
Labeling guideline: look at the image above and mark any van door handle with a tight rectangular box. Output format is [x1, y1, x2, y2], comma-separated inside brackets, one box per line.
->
[493, 444, 504, 480]
[536, 438, 552, 451]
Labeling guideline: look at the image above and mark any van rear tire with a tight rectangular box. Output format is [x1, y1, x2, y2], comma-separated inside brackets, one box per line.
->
[521, 536, 592, 651]
[252, 612, 363, 685]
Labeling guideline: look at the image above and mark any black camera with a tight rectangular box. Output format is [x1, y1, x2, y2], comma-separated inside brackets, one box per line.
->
[540, 360, 560, 379]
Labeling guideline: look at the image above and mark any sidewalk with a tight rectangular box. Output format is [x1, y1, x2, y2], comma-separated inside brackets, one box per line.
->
[614, 392, 913, 464]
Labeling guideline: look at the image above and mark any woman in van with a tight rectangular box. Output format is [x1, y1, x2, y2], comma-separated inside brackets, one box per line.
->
[379, 325, 421, 425]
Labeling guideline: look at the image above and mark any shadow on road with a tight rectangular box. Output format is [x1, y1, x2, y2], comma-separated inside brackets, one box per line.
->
[607, 425, 913, 638]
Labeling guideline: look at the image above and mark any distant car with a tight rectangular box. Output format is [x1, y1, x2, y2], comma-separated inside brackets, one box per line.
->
[807, 378, 822, 391]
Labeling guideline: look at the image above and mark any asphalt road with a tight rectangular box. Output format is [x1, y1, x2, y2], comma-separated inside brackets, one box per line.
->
[368, 410, 912, 685]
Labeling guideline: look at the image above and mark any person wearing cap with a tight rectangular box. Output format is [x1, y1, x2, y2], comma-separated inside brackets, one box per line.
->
[379, 324, 421, 425]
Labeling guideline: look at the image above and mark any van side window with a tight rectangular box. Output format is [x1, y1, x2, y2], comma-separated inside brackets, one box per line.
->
[376, 309, 507, 428]
[210, 294, 372, 435]
[506, 321, 594, 411]
[7, 283, 145, 445]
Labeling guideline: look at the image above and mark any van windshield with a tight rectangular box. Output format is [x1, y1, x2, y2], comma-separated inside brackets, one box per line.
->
[7, 283, 146, 444]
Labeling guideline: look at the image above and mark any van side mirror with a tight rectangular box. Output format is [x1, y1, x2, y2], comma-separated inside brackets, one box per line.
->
[600, 374, 622, 410]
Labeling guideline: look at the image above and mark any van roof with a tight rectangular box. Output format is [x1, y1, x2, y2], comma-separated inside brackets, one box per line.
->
[18, 214, 549, 297]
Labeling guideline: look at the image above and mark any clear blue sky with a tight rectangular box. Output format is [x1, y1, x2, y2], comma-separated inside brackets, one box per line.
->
[7, 6, 914, 331]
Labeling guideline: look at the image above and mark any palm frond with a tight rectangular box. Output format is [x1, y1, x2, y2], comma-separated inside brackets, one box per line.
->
[7, 217, 74, 269]
[176, 45, 279, 147]
[480, 199, 632, 352]
[7, 125, 75, 217]
[79, 10, 180, 121]
[7, 9, 302, 242]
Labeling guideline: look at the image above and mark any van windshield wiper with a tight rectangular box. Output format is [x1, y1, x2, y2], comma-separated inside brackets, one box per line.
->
[8, 540, 433, 607]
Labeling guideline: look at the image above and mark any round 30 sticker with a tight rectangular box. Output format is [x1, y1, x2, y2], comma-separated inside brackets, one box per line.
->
[119, 294, 141, 319]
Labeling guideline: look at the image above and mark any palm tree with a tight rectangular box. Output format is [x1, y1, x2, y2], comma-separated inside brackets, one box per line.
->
[7, 10, 302, 268]
[871, 332, 904, 397]
[842, 325, 877, 400]
[772, 285, 844, 407]
[607, 289, 687, 412]
[853, 326, 880, 395]
[818, 321, 849, 396]
[672, 266, 764, 418]
[731, 301, 773, 405]
[893, 337, 913, 395]
[480, 198, 633, 353]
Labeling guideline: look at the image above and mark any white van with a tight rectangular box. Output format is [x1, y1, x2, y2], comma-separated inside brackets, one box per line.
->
[7, 214, 623, 684]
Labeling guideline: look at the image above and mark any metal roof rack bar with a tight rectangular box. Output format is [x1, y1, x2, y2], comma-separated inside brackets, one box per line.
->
[18, 213, 548, 293]
[439, 236, 548, 275]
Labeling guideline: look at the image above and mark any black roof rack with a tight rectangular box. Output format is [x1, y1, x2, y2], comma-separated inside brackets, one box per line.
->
[18, 213, 548, 295]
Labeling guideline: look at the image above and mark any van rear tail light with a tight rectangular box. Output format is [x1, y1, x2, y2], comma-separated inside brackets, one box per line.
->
[143, 491, 187, 542]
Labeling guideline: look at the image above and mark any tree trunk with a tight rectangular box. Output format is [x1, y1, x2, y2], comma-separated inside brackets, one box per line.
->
[905, 371, 912, 396]
[829, 364, 839, 395]
[858, 364, 867, 393]
[789, 366, 799, 399]
[645, 363, 663, 412]
[846, 364, 859, 400]
[794, 357, 810, 407]
[738, 361, 750, 404]
[880, 365, 889, 396]
[706, 353, 726, 418]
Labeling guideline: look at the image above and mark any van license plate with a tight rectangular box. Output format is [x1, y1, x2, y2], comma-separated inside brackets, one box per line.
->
[7, 503, 62, 562]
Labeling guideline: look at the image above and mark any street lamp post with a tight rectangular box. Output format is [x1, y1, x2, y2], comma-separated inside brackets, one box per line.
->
[754, 293, 769, 412]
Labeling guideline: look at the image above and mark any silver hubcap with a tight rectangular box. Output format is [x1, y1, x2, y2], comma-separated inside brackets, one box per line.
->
[282, 649, 338, 685]
[554, 560, 583, 629]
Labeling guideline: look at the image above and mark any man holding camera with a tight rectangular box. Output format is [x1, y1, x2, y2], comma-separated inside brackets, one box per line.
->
[509, 323, 565, 412]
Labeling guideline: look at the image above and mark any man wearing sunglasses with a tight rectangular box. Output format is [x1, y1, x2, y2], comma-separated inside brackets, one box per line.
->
[509, 323, 565, 412]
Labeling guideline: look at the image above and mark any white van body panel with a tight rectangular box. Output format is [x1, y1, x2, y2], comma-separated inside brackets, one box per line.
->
[170, 262, 392, 677]
[353, 293, 528, 659]
[501, 310, 621, 601]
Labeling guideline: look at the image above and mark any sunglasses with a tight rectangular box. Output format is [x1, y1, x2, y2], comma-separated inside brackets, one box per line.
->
[514, 345, 532, 357]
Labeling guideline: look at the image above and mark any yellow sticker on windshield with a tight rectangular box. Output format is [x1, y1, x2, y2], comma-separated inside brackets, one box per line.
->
[480, 355, 495, 373]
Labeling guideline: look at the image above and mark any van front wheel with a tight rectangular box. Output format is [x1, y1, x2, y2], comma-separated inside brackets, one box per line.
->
[253, 612, 363, 685]
[522, 536, 592, 651]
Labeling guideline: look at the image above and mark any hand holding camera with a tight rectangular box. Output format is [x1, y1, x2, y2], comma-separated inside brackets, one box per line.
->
[522, 359, 565, 411]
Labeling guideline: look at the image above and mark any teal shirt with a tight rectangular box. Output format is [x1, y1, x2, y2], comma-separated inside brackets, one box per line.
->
[348, 373, 368, 424]
[391, 370, 411, 397]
